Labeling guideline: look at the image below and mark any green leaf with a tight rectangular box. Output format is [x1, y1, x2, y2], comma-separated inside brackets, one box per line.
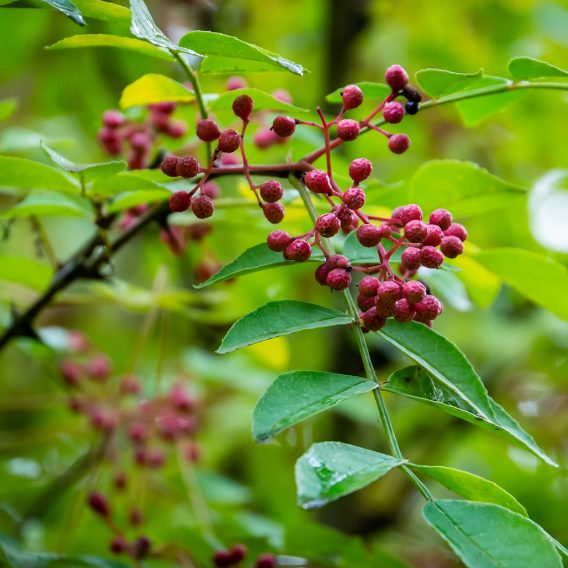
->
[0, 156, 79, 194]
[120, 74, 195, 109]
[90, 171, 166, 197]
[47, 35, 173, 61]
[379, 320, 496, 420]
[217, 300, 352, 354]
[416, 68, 483, 97]
[71, 0, 130, 22]
[508, 57, 568, 81]
[408, 160, 525, 217]
[0, 97, 17, 122]
[129, 0, 198, 55]
[253, 371, 377, 442]
[208, 88, 310, 116]
[106, 189, 167, 213]
[325, 82, 391, 104]
[180, 30, 304, 76]
[423, 500, 562, 568]
[411, 465, 526, 516]
[0, 256, 52, 291]
[295, 442, 405, 508]
[39, 0, 85, 26]
[383, 365, 557, 466]
[455, 76, 526, 127]
[0, 192, 92, 219]
[195, 243, 325, 289]
[475, 248, 568, 322]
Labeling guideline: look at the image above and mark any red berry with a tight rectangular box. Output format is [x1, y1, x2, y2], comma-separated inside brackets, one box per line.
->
[272, 115, 296, 137]
[383, 101, 405, 124]
[213, 550, 233, 567]
[357, 293, 376, 311]
[226, 76, 248, 90]
[326, 268, 352, 290]
[359, 275, 379, 297]
[388, 133, 411, 154]
[196, 119, 220, 142]
[147, 448, 166, 469]
[267, 230, 293, 252]
[304, 169, 332, 194]
[401, 247, 422, 271]
[254, 127, 279, 149]
[414, 295, 443, 320]
[129, 422, 148, 444]
[444, 223, 468, 242]
[176, 156, 200, 179]
[229, 544, 248, 563]
[129, 508, 144, 525]
[378, 280, 402, 303]
[402, 280, 427, 303]
[422, 224, 444, 246]
[169, 191, 191, 213]
[149, 101, 176, 114]
[315, 213, 341, 237]
[86, 355, 111, 380]
[340, 210, 359, 233]
[169, 384, 196, 411]
[260, 180, 284, 203]
[399, 204, 423, 225]
[166, 121, 187, 138]
[232, 94, 254, 121]
[88, 492, 110, 517]
[342, 187, 365, 210]
[161, 155, 179, 177]
[262, 202, 285, 224]
[404, 220, 428, 243]
[315, 263, 332, 285]
[385, 64, 409, 92]
[342, 84, 364, 110]
[393, 298, 415, 322]
[361, 307, 386, 331]
[109, 536, 127, 554]
[103, 110, 125, 129]
[130, 132, 152, 153]
[429, 208, 453, 230]
[134, 536, 151, 559]
[202, 181, 221, 199]
[328, 254, 351, 269]
[120, 374, 141, 395]
[420, 246, 444, 269]
[440, 235, 464, 258]
[336, 119, 360, 141]
[348, 158, 372, 183]
[255, 554, 278, 568]
[357, 224, 383, 247]
[375, 296, 396, 317]
[283, 239, 312, 262]
[218, 129, 241, 153]
[59, 359, 82, 386]
[192, 195, 214, 219]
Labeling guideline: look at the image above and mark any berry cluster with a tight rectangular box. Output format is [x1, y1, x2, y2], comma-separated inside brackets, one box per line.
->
[213, 545, 276, 568]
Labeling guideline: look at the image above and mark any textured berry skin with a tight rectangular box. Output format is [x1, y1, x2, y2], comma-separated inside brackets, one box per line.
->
[336, 119, 360, 141]
[401, 247, 422, 271]
[169, 191, 191, 213]
[405, 101, 419, 115]
[349, 158, 372, 183]
[103, 110, 125, 129]
[415, 295, 443, 320]
[340, 210, 359, 233]
[393, 298, 415, 322]
[440, 235, 464, 258]
[388, 133, 411, 154]
[429, 208, 453, 230]
[315, 213, 341, 237]
[385, 64, 409, 92]
[232, 94, 254, 120]
[357, 293, 376, 311]
[342, 186, 366, 210]
[260, 180, 284, 203]
[361, 307, 386, 331]
[327, 254, 351, 269]
[315, 263, 332, 285]
[402, 280, 427, 303]
[262, 202, 285, 224]
[176, 156, 199, 179]
[378, 280, 402, 303]
[304, 169, 332, 194]
[196, 119, 220, 142]
[359, 275, 379, 297]
[422, 224, 444, 247]
[383, 101, 405, 124]
[272, 115, 296, 137]
[192, 195, 214, 219]
[399, 204, 423, 225]
[357, 224, 383, 247]
[444, 223, 468, 242]
[88, 492, 110, 517]
[283, 239, 312, 262]
[160, 155, 179, 177]
[420, 246, 444, 269]
[326, 268, 352, 290]
[404, 220, 428, 243]
[87, 355, 111, 380]
[402, 85, 422, 102]
[267, 230, 293, 252]
[218, 129, 241, 153]
[342, 84, 364, 110]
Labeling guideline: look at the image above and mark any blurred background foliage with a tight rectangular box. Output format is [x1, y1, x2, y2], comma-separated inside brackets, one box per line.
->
[0, 0, 567, 566]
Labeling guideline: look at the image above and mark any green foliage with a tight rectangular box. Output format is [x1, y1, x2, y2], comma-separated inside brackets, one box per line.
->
[508, 57, 568, 81]
[120, 74, 195, 108]
[416, 68, 483, 97]
[39, 0, 85, 26]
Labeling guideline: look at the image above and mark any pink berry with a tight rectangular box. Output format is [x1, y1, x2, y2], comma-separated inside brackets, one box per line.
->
[218, 129, 241, 153]
[375, 296, 396, 318]
[169, 384, 196, 411]
[342, 187, 365, 210]
[315, 213, 341, 237]
[420, 246, 444, 269]
[129, 422, 148, 444]
[226, 76, 248, 90]
[336, 119, 360, 141]
[422, 224, 444, 247]
[267, 230, 293, 252]
[340, 210, 359, 233]
[213, 550, 233, 567]
[357, 224, 383, 247]
[361, 307, 386, 331]
[385, 64, 409, 92]
[429, 208, 453, 230]
[404, 220, 428, 243]
[254, 127, 278, 149]
[399, 204, 423, 225]
[166, 121, 187, 138]
[232, 94, 254, 121]
[383, 101, 405, 124]
[272, 115, 296, 137]
[440, 235, 464, 258]
[358, 293, 376, 311]
[260, 180, 284, 203]
[169, 191, 191, 213]
[161, 155, 179, 177]
[342, 84, 364, 110]
[348, 158, 372, 183]
[304, 169, 332, 194]
[103, 110, 125, 129]
[393, 298, 415, 322]
[110, 536, 127, 554]
[130, 132, 152, 154]
[202, 181, 221, 199]
[328, 254, 351, 269]
[196, 119, 220, 142]
[326, 268, 352, 290]
[414, 295, 443, 320]
[315, 263, 332, 286]
[86, 355, 111, 380]
[283, 239, 312, 262]
[176, 156, 200, 179]
[402, 280, 427, 303]
[401, 247, 422, 271]
[388, 134, 411, 154]
[359, 275, 379, 297]
[149, 101, 176, 114]
[59, 359, 82, 386]
[272, 89, 292, 103]
[229, 544, 248, 563]
[88, 492, 110, 517]
[378, 280, 402, 303]
[120, 375, 141, 395]
[255, 555, 278, 568]
[262, 202, 285, 224]
[192, 195, 214, 219]
[444, 223, 468, 242]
